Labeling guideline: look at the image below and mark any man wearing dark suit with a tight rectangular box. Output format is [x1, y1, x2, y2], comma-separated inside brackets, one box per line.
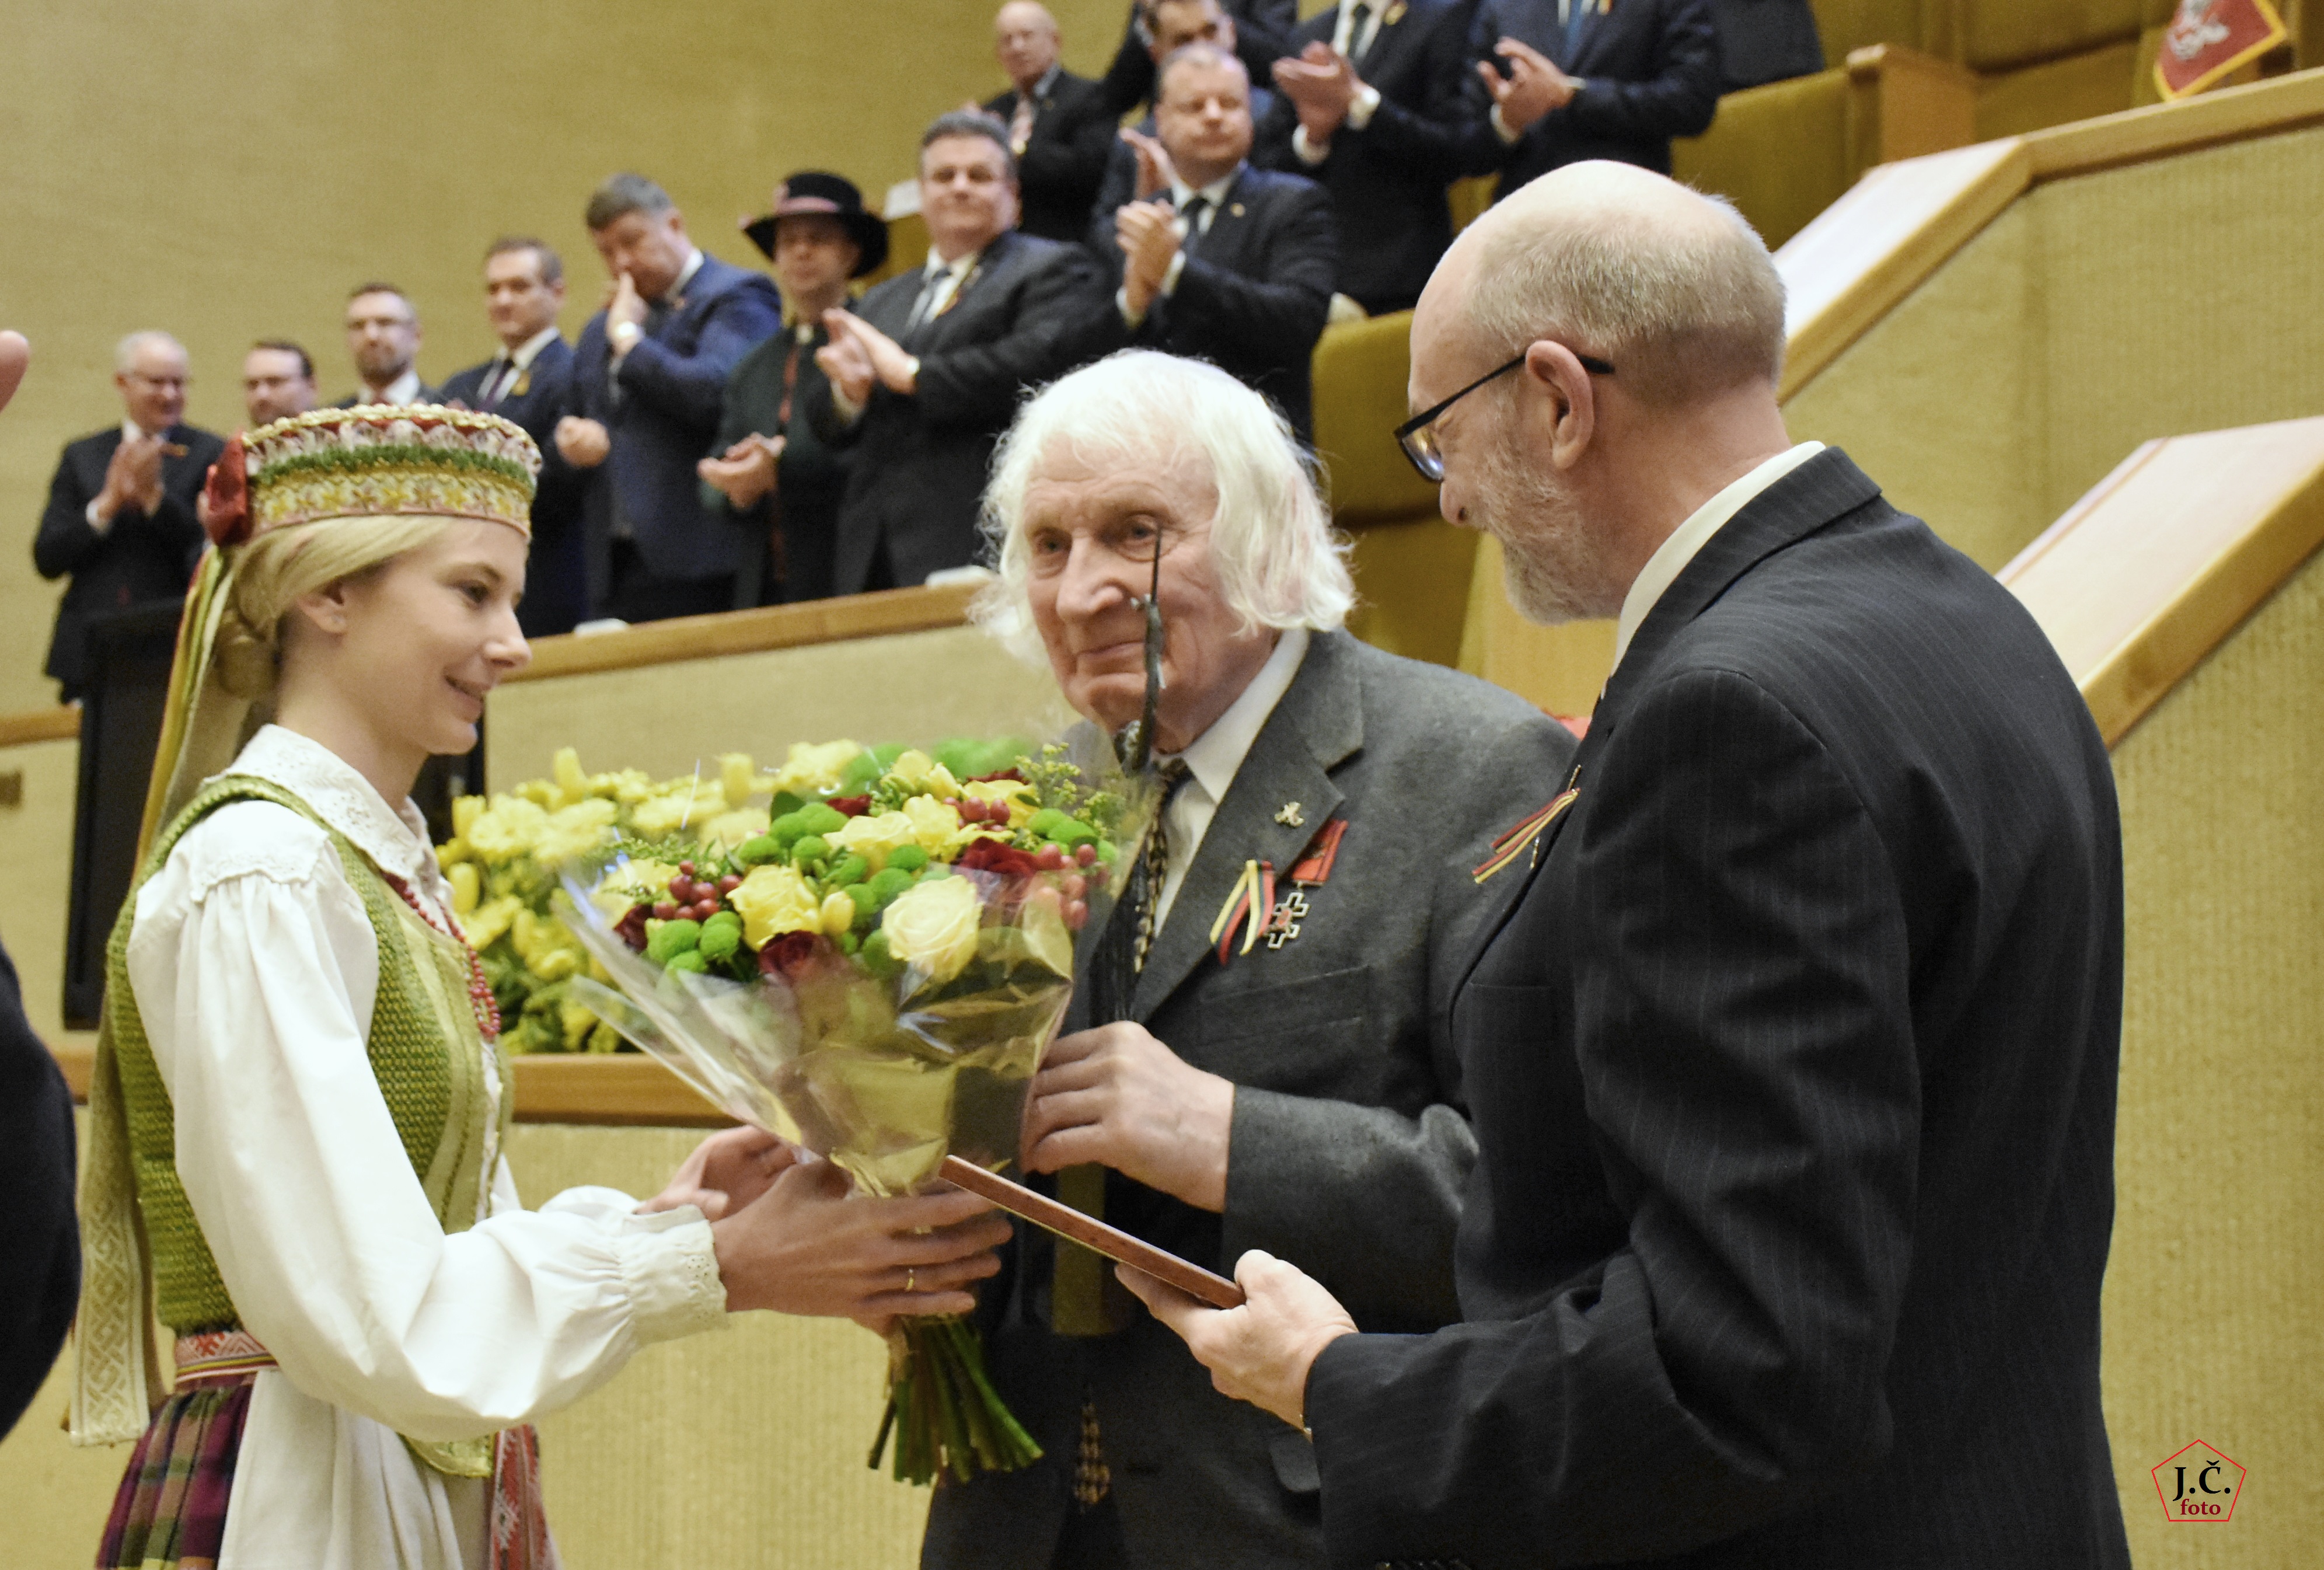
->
[554, 173, 785, 622]
[1079, 44, 1335, 442]
[33, 332, 224, 703]
[808, 112, 1101, 595]
[1099, 0, 1299, 116]
[986, 3, 1118, 245]
[1088, 0, 1284, 224]
[1460, 0, 1719, 198]
[440, 238, 585, 636]
[1135, 164, 2130, 1569]
[702, 173, 888, 605]
[335, 284, 439, 406]
[1707, 0, 1823, 91]
[1265, 0, 1483, 316]
[922, 348, 1573, 1570]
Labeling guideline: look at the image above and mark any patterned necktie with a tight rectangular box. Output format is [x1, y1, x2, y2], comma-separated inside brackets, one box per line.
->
[1347, 0, 1373, 61]
[1009, 92, 1036, 153]
[481, 356, 513, 410]
[1130, 758, 1193, 974]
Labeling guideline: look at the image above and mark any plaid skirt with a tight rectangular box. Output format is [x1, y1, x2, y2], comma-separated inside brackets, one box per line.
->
[97, 1332, 556, 1570]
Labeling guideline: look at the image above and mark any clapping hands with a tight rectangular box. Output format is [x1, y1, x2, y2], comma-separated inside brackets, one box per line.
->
[1272, 41, 1361, 145]
[1119, 125, 1180, 201]
[1478, 35, 1578, 134]
[1116, 201, 1184, 319]
[818, 310, 917, 402]
[698, 433, 783, 510]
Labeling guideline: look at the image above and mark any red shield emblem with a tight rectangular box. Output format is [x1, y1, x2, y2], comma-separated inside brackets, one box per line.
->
[2154, 0, 2287, 100]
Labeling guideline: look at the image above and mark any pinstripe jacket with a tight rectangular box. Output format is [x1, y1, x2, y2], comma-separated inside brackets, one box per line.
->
[1306, 450, 2132, 1568]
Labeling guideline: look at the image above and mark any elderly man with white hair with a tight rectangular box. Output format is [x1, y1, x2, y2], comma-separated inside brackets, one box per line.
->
[34, 330, 225, 703]
[1129, 162, 2129, 1569]
[924, 348, 1573, 1570]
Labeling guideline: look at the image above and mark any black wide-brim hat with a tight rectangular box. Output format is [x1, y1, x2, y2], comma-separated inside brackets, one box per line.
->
[741, 171, 888, 277]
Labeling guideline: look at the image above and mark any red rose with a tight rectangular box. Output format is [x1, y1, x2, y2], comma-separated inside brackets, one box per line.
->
[201, 435, 251, 546]
[614, 903, 651, 953]
[966, 769, 1025, 784]
[956, 839, 1041, 879]
[826, 794, 871, 818]
[757, 930, 828, 981]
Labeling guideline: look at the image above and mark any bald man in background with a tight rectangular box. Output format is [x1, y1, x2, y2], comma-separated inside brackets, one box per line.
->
[1132, 163, 2130, 1569]
[33, 331, 224, 703]
[985, 2, 1116, 243]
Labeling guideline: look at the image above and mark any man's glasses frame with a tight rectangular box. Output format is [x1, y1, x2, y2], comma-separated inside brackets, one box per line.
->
[1393, 347, 1615, 482]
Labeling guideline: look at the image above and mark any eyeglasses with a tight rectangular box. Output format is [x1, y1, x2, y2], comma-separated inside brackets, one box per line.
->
[1393, 348, 1614, 482]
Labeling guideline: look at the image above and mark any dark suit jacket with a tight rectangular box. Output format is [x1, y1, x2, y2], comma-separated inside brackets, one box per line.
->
[0, 936, 78, 1439]
[1708, 0, 1823, 90]
[1099, 0, 1301, 117]
[1075, 165, 1336, 442]
[33, 423, 224, 695]
[567, 253, 785, 606]
[1306, 451, 2131, 1569]
[1458, 0, 1720, 193]
[441, 336, 587, 636]
[922, 631, 1575, 1570]
[703, 322, 847, 606]
[985, 69, 1118, 244]
[1257, 0, 1482, 316]
[805, 230, 1101, 595]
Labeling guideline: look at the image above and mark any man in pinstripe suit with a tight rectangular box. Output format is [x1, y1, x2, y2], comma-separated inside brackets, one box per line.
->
[1129, 162, 2132, 1568]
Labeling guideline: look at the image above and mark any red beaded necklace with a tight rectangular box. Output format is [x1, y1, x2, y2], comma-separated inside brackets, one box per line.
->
[384, 874, 503, 1044]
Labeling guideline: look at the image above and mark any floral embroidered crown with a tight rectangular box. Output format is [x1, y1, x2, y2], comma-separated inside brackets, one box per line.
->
[202, 404, 539, 547]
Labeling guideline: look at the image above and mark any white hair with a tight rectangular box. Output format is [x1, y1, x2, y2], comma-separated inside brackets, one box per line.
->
[973, 350, 1353, 658]
[115, 330, 186, 373]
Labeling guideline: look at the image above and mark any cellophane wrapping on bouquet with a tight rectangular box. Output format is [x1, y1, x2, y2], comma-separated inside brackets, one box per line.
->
[555, 734, 1152, 1485]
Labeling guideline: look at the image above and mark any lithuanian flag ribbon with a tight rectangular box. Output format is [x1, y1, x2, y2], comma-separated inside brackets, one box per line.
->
[1472, 788, 1579, 884]
[1209, 859, 1276, 964]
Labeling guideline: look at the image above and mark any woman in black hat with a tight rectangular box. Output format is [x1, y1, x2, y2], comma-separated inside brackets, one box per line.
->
[700, 173, 889, 605]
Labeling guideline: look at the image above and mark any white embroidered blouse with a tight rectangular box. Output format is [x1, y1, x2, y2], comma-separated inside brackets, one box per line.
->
[124, 725, 725, 1569]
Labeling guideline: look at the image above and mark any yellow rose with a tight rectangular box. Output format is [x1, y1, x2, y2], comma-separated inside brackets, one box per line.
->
[769, 739, 864, 798]
[900, 794, 968, 858]
[884, 749, 963, 800]
[820, 889, 856, 937]
[700, 807, 771, 852]
[731, 864, 822, 948]
[880, 874, 984, 988]
[829, 810, 917, 871]
[594, 858, 676, 920]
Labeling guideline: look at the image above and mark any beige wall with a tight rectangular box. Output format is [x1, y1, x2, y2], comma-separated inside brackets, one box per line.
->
[0, 0, 1123, 717]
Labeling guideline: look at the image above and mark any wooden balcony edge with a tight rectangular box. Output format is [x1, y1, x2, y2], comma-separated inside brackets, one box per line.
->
[53, 1042, 734, 1128]
[2022, 65, 2324, 182]
[0, 705, 80, 748]
[505, 580, 985, 683]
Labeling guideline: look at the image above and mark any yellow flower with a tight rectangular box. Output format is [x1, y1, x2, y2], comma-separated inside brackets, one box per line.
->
[880, 874, 984, 987]
[552, 746, 589, 807]
[900, 794, 967, 858]
[629, 776, 727, 840]
[820, 889, 856, 937]
[537, 797, 620, 866]
[700, 807, 771, 852]
[731, 864, 822, 948]
[718, 753, 758, 809]
[451, 795, 485, 840]
[446, 863, 480, 915]
[962, 776, 1035, 822]
[884, 750, 961, 800]
[769, 739, 864, 798]
[593, 859, 676, 921]
[465, 797, 550, 863]
[464, 894, 524, 951]
[829, 811, 917, 871]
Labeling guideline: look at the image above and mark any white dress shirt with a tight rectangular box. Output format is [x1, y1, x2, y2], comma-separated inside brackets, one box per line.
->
[361, 368, 426, 406]
[1151, 626, 1310, 930]
[1120, 168, 1241, 326]
[1292, 3, 1388, 163]
[833, 247, 982, 424]
[126, 725, 724, 1569]
[1612, 441, 1826, 673]
[479, 325, 560, 406]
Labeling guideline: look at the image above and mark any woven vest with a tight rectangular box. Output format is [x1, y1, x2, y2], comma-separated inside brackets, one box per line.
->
[106, 774, 510, 1474]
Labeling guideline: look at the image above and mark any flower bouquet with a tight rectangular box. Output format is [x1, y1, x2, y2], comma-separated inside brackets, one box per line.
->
[555, 735, 1151, 1485]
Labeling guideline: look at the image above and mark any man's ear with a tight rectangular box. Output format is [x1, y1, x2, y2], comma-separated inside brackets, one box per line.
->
[1523, 339, 1596, 470]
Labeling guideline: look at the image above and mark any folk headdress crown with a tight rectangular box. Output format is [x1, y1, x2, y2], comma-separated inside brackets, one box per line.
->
[203, 404, 540, 547]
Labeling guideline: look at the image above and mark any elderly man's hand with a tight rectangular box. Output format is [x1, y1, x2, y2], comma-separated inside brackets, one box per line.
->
[1119, 1251, 1358, 1428]
[95, 432, 166, 528]
[1273, 42, 1359, 144]
[1020, 1023, 1234, 1212]
[1120, 125, 1180, 201]
[554, 415, 611, 469]
[1479, 36, 1576, 134]
[1117, 201, 1183, 320]
[699, 434, 781, 509]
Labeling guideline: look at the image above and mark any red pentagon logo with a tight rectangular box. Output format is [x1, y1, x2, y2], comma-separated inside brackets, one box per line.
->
[2151, 1440, 2244, 1523]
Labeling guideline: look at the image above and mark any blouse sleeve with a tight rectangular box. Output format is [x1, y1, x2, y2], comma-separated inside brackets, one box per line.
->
[128, 805, 725, 1445]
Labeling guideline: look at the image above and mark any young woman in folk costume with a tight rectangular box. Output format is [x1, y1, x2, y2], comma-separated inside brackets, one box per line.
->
[72, 406, 1009, 1570]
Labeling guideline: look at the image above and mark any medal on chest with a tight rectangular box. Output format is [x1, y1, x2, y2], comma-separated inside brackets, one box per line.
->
[1207, 816, 1348, 964]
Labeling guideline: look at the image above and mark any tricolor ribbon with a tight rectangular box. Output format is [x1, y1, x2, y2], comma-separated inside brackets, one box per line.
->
[1209, 859, 1276, 964]
[1472, 788, 1580, 884]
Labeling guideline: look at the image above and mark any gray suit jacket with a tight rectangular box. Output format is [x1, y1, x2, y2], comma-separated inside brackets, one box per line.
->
[922, 630, 1576, 1570]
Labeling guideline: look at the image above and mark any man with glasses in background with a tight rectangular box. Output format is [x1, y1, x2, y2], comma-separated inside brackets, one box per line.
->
[33, 330, 224, 703]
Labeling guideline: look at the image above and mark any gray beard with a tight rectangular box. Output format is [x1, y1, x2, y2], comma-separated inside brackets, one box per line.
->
[1470, 439, 1620, 625]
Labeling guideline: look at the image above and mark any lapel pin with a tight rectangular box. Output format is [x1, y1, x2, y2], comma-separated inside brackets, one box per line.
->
[1383, 0, 1407, 22]
[1229, 203, 1245, 218]
[1275, 801, 1304, 827]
